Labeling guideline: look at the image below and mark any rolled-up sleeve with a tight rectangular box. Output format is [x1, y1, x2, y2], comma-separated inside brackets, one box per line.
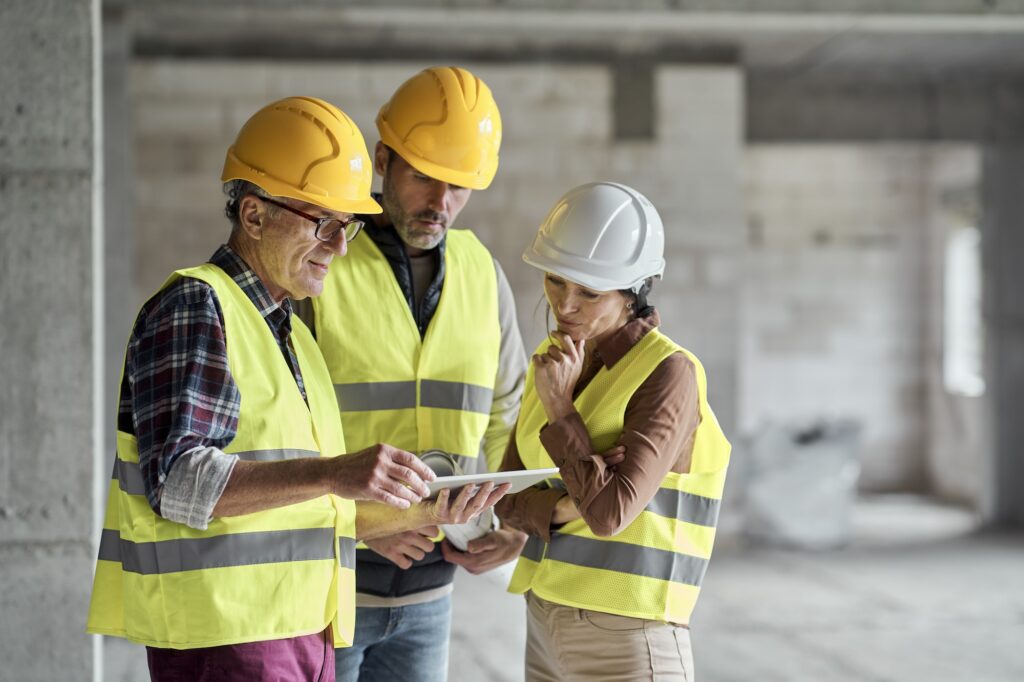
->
[160, 446, 238, 530]
[127, 280, 242, 529]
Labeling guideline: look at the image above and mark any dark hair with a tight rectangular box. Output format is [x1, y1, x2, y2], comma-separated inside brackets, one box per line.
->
[622, 277, 656, 318]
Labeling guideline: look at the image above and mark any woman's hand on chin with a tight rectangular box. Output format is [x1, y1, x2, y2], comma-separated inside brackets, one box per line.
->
[533, 333, 586, 423]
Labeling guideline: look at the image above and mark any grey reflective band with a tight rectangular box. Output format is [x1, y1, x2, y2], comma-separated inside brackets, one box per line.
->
[547, 533, 709, 587]
[420, 380, 493, 415]
[97, 527, 122, 562]
[338, 537, 357, 569]
[113, 458, 146, 496]
[521, 535, 546, 562]
[335, 380, 492, 414]
[544, 479, 718, 528]
[112, 449, 318, 497]
[336, 381, 416, 412]
[97, 527, 338, 575]
[646, 488, 720, 528]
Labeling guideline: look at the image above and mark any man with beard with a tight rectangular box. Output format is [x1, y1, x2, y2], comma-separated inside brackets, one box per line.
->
[297, 67, 528, 681]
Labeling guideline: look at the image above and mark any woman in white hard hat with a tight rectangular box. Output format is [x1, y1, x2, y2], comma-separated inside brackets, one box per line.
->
[495, 182, 731, 681]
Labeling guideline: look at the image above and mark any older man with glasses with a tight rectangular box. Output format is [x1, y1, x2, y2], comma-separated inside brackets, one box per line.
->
[86, 96, 508, 682]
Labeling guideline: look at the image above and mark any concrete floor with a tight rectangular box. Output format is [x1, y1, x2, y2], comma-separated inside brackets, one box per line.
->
[105, 496, 1024, 681]
[449, 496, 1024, 682]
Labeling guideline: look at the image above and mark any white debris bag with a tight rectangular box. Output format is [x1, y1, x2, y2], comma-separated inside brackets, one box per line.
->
[744, 420, 861, 549]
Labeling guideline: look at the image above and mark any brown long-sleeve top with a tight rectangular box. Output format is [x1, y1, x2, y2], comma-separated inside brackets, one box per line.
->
[495, 311, 701, 540]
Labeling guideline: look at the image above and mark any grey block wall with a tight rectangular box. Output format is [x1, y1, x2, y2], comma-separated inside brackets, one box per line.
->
[0, 1, 102, 681]
[127, 60, 745, 440]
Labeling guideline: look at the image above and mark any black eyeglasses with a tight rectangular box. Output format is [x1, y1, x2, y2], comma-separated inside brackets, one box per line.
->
[259, 196, 365, 243]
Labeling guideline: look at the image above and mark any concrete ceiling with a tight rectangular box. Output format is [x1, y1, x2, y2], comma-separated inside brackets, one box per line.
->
[124, 1, 1024, 80]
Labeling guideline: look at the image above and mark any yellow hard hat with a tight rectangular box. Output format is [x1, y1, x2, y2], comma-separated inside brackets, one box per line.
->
[222, 96, 382, 214]
[376, 67, 502, 190]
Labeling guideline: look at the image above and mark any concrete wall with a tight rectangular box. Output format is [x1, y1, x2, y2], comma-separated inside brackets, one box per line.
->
[741, 145, 970, 492]
[128, 59, 744, 435]
[0, 1, 102, 680]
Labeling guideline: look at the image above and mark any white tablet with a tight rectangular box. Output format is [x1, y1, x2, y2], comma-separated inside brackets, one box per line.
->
[426, 467, 560, 497]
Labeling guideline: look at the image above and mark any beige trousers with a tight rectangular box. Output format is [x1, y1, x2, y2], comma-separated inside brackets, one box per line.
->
[524, 592, 695, 682]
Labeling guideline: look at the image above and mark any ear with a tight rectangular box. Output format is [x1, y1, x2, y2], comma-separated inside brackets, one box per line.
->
[374, 141, 389, 177]
[237, 194, 264, 241]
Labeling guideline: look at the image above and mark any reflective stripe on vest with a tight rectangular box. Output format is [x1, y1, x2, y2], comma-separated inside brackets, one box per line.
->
[548, 478, 721, 528]
[335, 379, 493, 415]
[97, 527, 357, 573]
[87, 263, 357, 650]
[507, 329, 730, 625]
[312, 230, 501, 470]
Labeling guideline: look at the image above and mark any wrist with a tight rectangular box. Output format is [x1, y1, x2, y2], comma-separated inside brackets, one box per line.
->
[416, 499, 437, 527]
[322, 456, 343, 497]
[545, 396, 575, 423]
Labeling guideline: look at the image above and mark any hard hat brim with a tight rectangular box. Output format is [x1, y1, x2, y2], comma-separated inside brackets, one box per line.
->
[522, 249, 659, 293]
[222, 156, 383, 215]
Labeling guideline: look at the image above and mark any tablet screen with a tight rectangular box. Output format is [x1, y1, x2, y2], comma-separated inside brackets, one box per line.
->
[426, 467, 560, 497]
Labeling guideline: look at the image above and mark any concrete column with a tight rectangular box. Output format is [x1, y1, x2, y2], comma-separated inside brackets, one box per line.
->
[653, 65, 744, 437]
[981, 141, 1024, 526]
[0, 0, 103, 680]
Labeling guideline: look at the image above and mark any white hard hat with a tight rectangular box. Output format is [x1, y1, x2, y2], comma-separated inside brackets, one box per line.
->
[523, 182, 665, 293]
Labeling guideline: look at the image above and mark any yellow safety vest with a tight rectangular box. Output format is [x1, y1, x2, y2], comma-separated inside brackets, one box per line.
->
[507, 329, 730, 625]
[87, 263, 357, 649]
[312, 229, 501, 473]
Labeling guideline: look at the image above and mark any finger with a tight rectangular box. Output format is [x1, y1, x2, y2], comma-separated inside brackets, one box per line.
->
[380, 478, 423, 506]
[385, 448, 434, 485]
[409, 533, 436, 553]
[466, 535, 497, 554]
[451, 484, 479, 513]
[602, 453, 626, 466]
[481, 482, 511, 509]
[431, 488, 452, 518]
[374, 488, 412, 509]
[465, 482, 497, 515]
[602, 445, 627, 456]
[546, 345, 563, 361]
[440, 540, 464, 563]
[417, 525, 440, 537]
[388, 463, 432, 498]
[390, 553, 413, 570]
[560, 333, 576, 358]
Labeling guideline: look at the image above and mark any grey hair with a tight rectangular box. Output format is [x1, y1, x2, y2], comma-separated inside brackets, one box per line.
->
[223, 180, 273, 231]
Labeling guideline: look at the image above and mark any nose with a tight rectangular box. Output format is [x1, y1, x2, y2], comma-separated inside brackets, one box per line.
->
[425, 181, 451, 214]
[554, 291, 578, 315]
[327, 229, 347, 257]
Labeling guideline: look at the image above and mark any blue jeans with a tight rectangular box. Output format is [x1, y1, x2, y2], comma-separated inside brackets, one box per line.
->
[334, 595, 452, 682]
